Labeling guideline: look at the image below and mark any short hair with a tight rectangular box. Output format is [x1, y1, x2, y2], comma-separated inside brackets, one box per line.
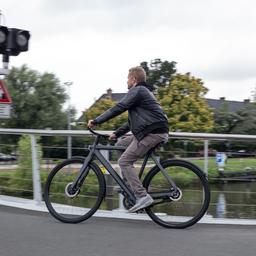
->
[128, 66, 147, 82]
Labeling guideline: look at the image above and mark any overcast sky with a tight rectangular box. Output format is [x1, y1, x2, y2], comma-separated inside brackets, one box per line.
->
[1, 0, 256, 117]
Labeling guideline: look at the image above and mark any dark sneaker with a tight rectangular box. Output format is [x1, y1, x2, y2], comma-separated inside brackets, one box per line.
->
[128, 194, 154, 213]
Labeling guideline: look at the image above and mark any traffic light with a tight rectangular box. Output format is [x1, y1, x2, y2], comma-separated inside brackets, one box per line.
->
[7, 28, 30, 56]
[0, 26, 30, 56]
[0, 26, 9, 54]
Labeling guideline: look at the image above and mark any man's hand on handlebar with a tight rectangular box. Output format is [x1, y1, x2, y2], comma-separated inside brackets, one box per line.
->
[87, 121, 117, 141]
[109, 133, 117, 141]
[88, 120, 95, 129]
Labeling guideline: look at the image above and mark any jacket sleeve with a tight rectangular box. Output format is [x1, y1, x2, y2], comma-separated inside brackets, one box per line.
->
[114, 122, 130, 138]
[93, 87, 140, 125]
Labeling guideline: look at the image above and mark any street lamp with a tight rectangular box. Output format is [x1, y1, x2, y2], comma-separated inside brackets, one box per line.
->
[64, 81, 73, 159]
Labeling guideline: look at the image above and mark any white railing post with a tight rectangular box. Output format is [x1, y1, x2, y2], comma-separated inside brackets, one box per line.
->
[100, 149, 114, 202]
[116, 166, 125, 211]
[31, 135, 42, 204]
[100, 149, 124, 211]
[67, 135, 72, 159]
[204, 139, 209, 177]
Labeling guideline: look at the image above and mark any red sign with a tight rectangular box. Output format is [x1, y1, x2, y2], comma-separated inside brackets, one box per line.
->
[0, 80, 12, 104]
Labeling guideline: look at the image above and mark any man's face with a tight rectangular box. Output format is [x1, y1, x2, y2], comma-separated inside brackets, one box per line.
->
[127, 74, 137, 89]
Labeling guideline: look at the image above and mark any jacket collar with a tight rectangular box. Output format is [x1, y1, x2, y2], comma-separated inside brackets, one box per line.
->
[135, 81, 154, 92]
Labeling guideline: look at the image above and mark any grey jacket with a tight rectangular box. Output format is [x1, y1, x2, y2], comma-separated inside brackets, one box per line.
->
[93, 82, 169, 141]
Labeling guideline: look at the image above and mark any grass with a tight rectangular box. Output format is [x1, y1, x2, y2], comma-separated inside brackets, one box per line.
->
[188, 157, 256, 181]
[1, 157, 256, 193]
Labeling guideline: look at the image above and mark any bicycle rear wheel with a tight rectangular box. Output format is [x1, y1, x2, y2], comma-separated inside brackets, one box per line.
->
[143, 159, 210, 228]
[44, 157, 106, 223]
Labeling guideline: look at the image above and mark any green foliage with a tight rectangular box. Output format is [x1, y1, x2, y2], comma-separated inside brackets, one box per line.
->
[140, 58, 177, 89]
[0, 65, 75, 157]
[211, 104, 256, 153]
[84, 98, 128, 130]
[141, 59, 213, 132]
[212, 110, 240, 134]
[158, 73, 214, 132]
[1, 65, 70, 129]
[231, 104, 256, 135]
[212, 102, 256, 135]
[8, 135, 42, 194]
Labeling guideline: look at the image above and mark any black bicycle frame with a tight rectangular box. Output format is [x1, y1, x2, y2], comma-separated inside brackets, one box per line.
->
[71, 142, 137, 204]
[71, 134, 178, 204]
[95, 147, 136, 202]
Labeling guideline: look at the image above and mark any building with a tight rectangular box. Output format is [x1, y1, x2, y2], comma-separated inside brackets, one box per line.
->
[77, 88, 251, 122]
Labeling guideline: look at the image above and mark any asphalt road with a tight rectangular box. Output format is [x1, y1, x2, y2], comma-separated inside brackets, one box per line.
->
[0, 205, 256, 256]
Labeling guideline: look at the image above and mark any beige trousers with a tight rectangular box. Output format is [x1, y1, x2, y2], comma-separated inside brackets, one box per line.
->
[116, 133, 168, 198]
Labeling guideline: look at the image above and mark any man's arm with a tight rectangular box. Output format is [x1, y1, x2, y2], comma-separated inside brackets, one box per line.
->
[114, 122, 130, 138]
[93, 87, 140, 125]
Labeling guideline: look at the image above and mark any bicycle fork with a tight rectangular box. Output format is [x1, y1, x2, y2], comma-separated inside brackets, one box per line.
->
[66, 150, 95, 196]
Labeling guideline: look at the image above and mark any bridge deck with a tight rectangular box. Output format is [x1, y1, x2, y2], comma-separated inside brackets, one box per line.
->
[0, 204, 256, 256]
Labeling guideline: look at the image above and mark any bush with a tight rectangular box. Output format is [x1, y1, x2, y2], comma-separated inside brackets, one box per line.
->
[8, 135, 42, 195]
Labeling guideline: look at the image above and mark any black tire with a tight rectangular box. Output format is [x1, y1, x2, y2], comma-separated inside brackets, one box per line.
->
[44, 157, 106, 223]
[143, 159, 210, 229]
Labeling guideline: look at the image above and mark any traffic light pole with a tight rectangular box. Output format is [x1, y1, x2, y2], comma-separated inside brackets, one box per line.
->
[0, 53, 10, 76]
[0, 55, 9, 76]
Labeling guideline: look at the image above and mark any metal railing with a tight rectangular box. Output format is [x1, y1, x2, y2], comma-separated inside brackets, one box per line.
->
[2, 127, 256, 174]
[1, 128, 256, 219]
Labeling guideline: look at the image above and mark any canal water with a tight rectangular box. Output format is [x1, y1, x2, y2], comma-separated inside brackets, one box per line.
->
[208, 182, 256, 219]
[103, 181, 256, 219]
[1, 173, 256, 219]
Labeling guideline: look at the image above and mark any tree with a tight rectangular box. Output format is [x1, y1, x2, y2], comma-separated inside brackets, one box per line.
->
[8, 135, 42, 195]
[0, 65, 75, 156]
[158, 73, 214, 132]
[212, 109, 240, 134]
[211, 104, 256, 152]
[140, 58, 177, 89]
[231, 104, 256, 135]
[1, 65, 71, 129]
[84, 98, 128, 130]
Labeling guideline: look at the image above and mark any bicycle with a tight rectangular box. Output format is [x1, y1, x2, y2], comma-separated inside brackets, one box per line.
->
[44, 128, 210, 229]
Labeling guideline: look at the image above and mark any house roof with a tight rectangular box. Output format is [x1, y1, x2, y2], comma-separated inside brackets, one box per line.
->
[98, 92, 126, 102]
[206, 98, 250, 112]
[98, 93, 250, 112]
[77, 90, 251, 122]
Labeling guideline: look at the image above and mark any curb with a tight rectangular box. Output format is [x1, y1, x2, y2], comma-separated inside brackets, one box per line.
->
[1, 195, 256, 225]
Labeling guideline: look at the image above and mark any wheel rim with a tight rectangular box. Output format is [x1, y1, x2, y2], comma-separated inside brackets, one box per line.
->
[45, 159, 103, 222]
[145, 162, 209, 228]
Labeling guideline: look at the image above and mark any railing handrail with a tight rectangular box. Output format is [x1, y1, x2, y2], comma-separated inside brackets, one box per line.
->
[1, 128, 256, 141]
[1, 127, 256, 220]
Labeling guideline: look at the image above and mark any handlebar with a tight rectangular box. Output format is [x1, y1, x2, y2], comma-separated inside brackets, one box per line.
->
[87, 127, 110, 139]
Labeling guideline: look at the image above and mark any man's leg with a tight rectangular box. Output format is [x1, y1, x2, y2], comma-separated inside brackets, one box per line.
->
[118, 133, 168, 211]
[115, 135, 134, 189]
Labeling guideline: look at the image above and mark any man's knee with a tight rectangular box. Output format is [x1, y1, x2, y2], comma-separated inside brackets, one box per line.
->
[118, 155, 127, 168]
[115, 139, 122, 147]
[118, 154, 133, 168]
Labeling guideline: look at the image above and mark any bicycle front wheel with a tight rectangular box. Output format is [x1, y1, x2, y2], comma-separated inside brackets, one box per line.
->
[44, 157, 106, 223]
[143, 159, 210, 229]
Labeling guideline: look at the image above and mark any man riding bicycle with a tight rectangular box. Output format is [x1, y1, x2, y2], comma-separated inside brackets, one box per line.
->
[88, 66, 169, 212]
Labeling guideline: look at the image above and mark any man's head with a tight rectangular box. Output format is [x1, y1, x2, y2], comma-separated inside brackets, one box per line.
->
[127, 66, 147, 89]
